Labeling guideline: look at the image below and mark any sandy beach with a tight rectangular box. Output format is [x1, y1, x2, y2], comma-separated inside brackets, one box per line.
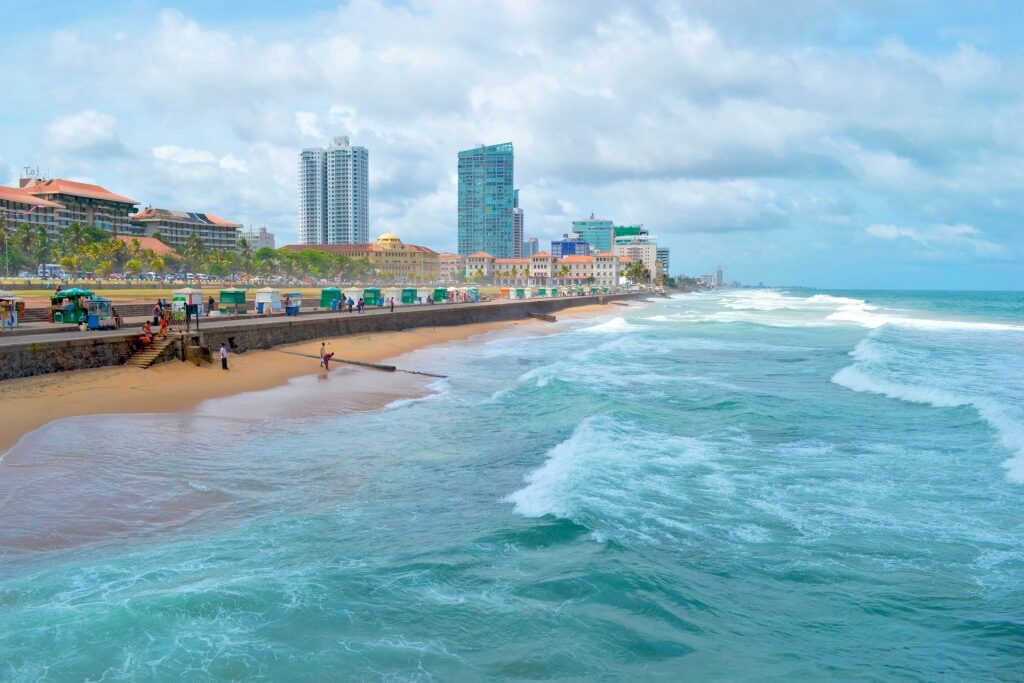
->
[0, 303, 620, 455]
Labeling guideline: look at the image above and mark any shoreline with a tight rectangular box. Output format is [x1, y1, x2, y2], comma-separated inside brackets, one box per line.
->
[0, 302, 621, 456]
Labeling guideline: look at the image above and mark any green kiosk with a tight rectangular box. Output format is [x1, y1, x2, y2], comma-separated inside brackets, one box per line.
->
[401, 287, 418, 304]
[219, 288, 247, 315]
[363, 287, 382, 307]
[51, 288, 94, 324]
[432, 287, 448, 303]
[320, 287, 342, 309]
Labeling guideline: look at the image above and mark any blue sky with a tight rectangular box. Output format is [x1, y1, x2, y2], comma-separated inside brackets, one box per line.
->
[1, 1, 1022, 289]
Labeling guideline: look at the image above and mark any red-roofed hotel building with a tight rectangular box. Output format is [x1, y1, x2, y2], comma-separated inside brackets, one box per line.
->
[128, 207, 241, 251]
[10, 177, 139, 237]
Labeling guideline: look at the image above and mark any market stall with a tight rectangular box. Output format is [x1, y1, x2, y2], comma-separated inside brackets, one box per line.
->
[50, 287, 94, 324]
[285, 292, 302, 316]
[363, 287, 382, 307]
[86, 297, 117, 330]
[0, 291, 24, 329]
[219, 288, 247, 315]
[255, 287, 281, 315]
[401, 287, 418, 304]
[320, 287, 342, 310]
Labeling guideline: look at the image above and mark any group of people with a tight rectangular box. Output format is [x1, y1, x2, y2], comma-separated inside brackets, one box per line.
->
[335, 295, 396, 314]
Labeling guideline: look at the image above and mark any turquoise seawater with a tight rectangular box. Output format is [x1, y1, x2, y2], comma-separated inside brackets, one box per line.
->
[1, 289, 1023, 681]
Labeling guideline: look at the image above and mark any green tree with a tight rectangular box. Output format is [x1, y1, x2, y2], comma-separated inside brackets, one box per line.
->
[124, 258, 142, 280]
[236, 237, 253, 275]
[623, 261, 651, 284]
[60, 222, 89, 255]
[178, 233, 206, 273]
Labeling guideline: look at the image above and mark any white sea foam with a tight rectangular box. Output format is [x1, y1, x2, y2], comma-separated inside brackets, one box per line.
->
[505, 417, 716, 538]
[577, 316, 642, 334]
[832, 363, 1024, 484]
[827, 302, 1024, 332]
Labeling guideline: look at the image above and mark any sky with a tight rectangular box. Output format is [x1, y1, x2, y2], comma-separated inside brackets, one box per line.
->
[1, 0, 1022, 289]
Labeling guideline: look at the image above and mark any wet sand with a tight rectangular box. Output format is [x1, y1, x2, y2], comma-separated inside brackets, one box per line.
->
[0, 303, 618, 456]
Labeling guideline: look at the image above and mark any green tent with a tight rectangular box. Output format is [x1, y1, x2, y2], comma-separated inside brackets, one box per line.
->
[363, 287, 382, 306]
[55, 287, 95, 298]
[401, 287, 418, 304]
[320, 287, 342, 308]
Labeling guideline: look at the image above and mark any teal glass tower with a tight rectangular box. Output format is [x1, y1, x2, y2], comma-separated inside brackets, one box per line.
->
[458, 142, 515, 258]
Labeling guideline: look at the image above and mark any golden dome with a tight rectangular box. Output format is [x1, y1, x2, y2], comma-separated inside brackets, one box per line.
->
[376, 233, 403, 249]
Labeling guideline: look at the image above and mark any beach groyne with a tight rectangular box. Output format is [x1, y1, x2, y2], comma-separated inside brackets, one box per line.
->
[0, 294, 641, 381]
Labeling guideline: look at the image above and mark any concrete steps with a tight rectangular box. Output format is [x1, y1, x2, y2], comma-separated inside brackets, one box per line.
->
[125, 337, 175, 369]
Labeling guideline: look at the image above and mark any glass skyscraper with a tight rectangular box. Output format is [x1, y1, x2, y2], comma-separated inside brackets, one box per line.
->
[571, 214, 616, 253]
[298, 136, 368, 244]
[458, 142, 516, 258]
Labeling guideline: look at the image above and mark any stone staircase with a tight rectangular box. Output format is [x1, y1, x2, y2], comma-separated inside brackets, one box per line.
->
[125, 336, 176, 369]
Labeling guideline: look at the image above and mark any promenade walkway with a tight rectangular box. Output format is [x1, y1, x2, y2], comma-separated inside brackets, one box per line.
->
[0, 298, 532, 348]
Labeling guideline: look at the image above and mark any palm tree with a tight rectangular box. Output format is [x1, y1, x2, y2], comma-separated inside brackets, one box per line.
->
[237, 237, 253, 275]
[60, 222, 88, 256]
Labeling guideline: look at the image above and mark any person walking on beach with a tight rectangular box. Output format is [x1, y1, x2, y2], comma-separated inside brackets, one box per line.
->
[220, 343, 228, 370]
[320, 342, 327, 367]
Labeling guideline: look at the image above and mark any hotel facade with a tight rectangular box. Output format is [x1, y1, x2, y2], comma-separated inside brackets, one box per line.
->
[3, 177, 139, 237]
[128, 208, 241, 251]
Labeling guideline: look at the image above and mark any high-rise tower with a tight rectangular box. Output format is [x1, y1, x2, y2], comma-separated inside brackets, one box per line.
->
[457, 142, 515, 258]
[298, 136, 368, 244]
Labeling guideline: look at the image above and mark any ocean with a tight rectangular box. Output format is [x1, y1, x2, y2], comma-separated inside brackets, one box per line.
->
[1, 289, 1022, 681]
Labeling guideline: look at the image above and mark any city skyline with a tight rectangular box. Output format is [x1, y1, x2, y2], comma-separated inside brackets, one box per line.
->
[1, 2, 1022, 288]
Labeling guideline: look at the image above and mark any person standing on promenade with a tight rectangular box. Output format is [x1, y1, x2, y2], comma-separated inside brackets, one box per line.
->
[207, 295, 215, 316]
[390, 297, 395, 313]
[347, 297, 354, 313]
[220, 343, 228, 370]
[152, 302, 161, 325]
[357, 298, 364, 314]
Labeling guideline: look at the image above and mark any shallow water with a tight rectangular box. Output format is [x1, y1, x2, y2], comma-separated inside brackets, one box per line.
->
[1, 289, 1022, 681]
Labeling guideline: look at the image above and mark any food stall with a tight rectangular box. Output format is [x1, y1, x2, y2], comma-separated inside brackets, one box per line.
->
[50, 287, 94, 324]
[320, 287, 342, 310]
[255, 287, 281, 314]
[285, 292, 302, 316]
[219, 288, 247, 315]
[432, 287, 448, 303]
[363, 287, 382, 307]
[86, 297, 117, 330]
[401, 287, 418, 304]
[0, 291, 24, 329]
[172, 287, 203, 321]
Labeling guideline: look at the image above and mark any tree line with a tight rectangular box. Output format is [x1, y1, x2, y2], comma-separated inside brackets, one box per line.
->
[0, 217, 375, 282]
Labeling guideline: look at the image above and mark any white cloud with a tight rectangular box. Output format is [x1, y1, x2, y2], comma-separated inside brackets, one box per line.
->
[152, 145, 217, 165]
[866, 223, 1003, 255]
[12, 3, 1020, 284]
[295, 112, 324, 140]
[44, 110, 121, 153]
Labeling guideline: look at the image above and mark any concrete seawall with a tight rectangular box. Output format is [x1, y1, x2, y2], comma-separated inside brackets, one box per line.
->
[0, 294, 642, 381]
